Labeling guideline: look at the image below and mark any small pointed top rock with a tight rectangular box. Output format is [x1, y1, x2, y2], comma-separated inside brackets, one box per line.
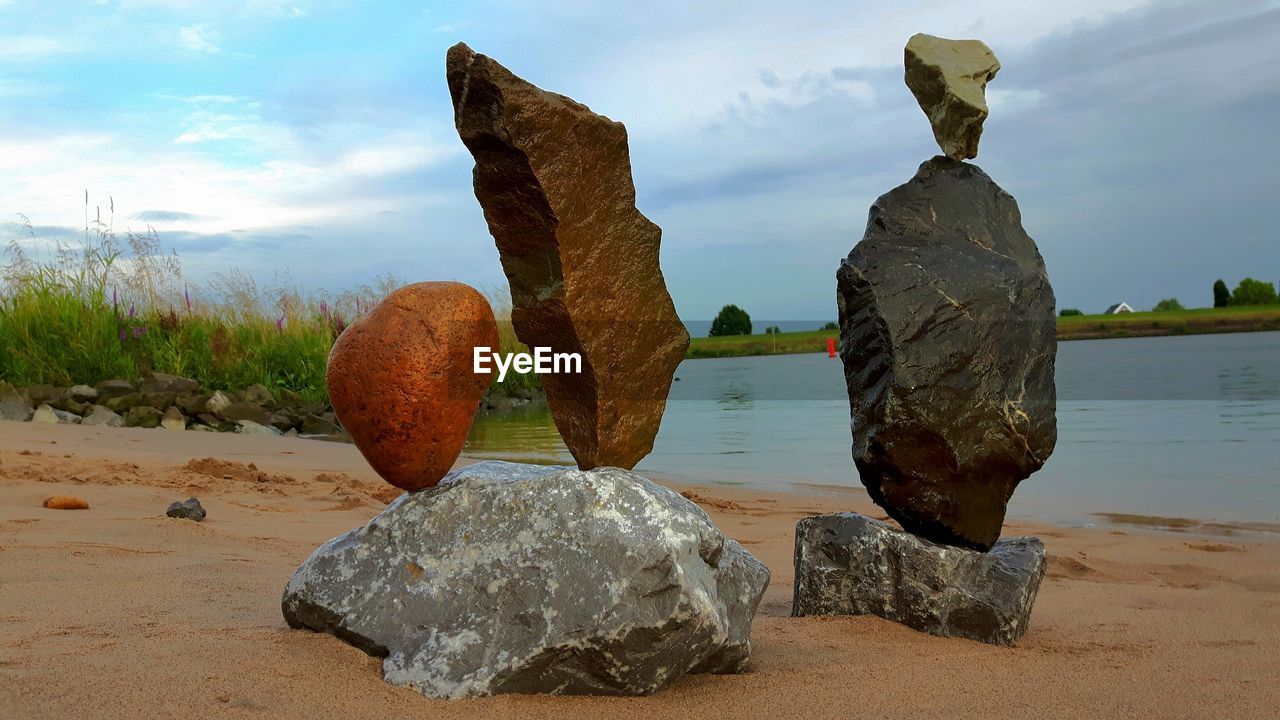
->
[904, 33, 1000, 160]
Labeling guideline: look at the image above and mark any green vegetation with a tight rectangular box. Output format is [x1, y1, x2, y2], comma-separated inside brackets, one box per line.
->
[821, 321, 838, 331]
[1059, 308, 1083, 317]
[0, 209, 536, 401]
[709, 304, 751, 337]
[1230, 277, 1278, 306]
[688, 329, 835, 358]
[1213, 279, 1231, 308]
[687, 305, 1280, 359]
[1056, 304, 1280, 340]
[1152, 297, 1184, 312]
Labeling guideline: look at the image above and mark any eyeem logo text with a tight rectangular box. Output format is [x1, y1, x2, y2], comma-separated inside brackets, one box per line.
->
[474, 347, 582, 382]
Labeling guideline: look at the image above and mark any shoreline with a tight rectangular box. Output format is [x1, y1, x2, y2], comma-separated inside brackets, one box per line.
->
[685, 312, 1280, 359]
[4, 420, 1276, 538]
[3, 421, 1279, 717]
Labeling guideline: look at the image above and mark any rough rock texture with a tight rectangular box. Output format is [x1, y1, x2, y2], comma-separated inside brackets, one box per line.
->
[81, 407, 124, 427]
[32, 404, 79, 424]
[447, 43, 689, 471]
[837, 157, 1057, 551]
[327, 281, 498, 491]
[42, 495, 90, 510]
[139, 372, 199, 395]
[93, 379, 135, 402]
[167, 498, 206, 521]
[125, 406, 164, 429]
[206, 390, 233, 416]
[793, 513, 1045, 646]
[23, 384, 60, 406]
[161, 406, 187, 431]
[67, 384, 98, 403]
[282, 461, 769, 698]
[0, 381, 22, 403]
[0, 401, 33, 422]
[235, 420, 279, 436]
[904, 33, 1000, 160]
[243, 384, 276, 409]
[215, 401, 271, 425]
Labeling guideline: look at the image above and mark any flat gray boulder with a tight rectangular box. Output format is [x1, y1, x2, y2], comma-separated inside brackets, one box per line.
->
[282, 461, 769, 698]
[792, 512, 1044, 646]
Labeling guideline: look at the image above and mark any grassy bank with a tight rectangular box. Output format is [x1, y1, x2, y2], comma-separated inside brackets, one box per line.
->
[686, 306, 1280, 359]
[1055, 305, 1280, 340]
[686, 329, 834, 358]
[0, 220, 536, 402]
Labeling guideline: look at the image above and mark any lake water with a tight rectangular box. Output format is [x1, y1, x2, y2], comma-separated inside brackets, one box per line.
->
[465, 332, 1280, 526]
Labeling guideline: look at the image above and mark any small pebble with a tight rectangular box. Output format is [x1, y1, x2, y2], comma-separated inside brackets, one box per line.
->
[167, 497, 206, 521]
[43, 495, 89, 510]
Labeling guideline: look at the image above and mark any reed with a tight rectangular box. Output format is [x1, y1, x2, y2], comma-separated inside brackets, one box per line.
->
[0, 196, 537, 402]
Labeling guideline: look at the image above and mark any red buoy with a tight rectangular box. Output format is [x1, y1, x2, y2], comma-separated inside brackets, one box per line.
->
[826, 337, 836, 357]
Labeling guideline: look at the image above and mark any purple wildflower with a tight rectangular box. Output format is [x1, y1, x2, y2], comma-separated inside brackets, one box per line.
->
[128, 304, 136, 319]
[133, 325, 142, 338]
[184, 286, 192, 312]
[112, 288, 118, 312]
[276, 313, 286, 332]
[119, 327, 126, 341]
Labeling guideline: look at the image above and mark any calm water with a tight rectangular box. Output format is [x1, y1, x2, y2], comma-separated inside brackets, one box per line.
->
[465, 332, 1280, 525]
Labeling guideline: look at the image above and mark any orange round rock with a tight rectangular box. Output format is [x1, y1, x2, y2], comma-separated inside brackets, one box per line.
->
[327, 282, 499, 491]
[43, 495, 89, 510]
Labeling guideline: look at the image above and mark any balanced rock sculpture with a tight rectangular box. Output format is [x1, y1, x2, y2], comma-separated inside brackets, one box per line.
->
[904, 33, 1000, 160]
[283, 461, 770, 698]
[327, 281, 498, 491]
[796, 34, 1056, 646]
[837, 156, 1057, 551]
[447, 42, 689, 471]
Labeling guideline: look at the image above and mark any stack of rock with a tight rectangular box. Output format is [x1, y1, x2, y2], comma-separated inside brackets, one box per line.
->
[791, 34, 1056, 646]
[281, 45, 769, 699]
[0, 373, 345, 436]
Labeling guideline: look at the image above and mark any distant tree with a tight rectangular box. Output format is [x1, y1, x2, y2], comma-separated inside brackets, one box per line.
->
[1231, 278, 1278, 306]
[764, 325, 782, 334]
[709, 305, 752, 336]
[1152, 298, 1184, 312]
[821, 321, 838, 331]
[1213, 279, 1232, 308]
[1058, 308, 1083, 317]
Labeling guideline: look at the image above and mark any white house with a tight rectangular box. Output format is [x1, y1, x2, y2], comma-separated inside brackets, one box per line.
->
[1104, 302, 1134, 314]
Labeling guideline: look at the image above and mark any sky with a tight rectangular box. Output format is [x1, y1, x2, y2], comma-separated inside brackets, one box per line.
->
[1, 0, 1278, 321]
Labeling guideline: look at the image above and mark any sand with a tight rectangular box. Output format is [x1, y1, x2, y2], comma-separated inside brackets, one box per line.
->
[2, 421, 1278, 719]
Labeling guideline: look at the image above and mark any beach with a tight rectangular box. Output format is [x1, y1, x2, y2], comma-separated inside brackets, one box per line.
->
[3, 421, 1278, 719]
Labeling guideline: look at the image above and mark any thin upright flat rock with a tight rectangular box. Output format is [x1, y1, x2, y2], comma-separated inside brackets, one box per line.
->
[447, 42, 689, 471]
[836, 157, 1057, 551]
[905, 33, 1000, 160]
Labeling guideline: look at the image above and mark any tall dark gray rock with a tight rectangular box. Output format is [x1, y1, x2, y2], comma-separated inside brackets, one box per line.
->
[836, 157, 1057, 551]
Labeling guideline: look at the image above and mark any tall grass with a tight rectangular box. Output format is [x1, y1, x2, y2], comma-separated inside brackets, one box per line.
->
[0, 197, 537, 402]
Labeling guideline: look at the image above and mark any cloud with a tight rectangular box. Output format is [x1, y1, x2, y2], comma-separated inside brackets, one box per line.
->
[2, 0, 1275, 319]
[0, 35, 67, 61]
[179, 24, 222, 53]
[133, 210, 206, 222]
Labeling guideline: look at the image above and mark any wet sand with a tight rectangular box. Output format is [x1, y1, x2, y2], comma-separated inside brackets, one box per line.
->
[2, 421, 1278, 719]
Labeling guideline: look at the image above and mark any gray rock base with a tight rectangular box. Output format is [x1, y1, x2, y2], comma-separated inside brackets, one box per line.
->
[792, 512, 1044, 645]
[282, 461, 770, 698]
